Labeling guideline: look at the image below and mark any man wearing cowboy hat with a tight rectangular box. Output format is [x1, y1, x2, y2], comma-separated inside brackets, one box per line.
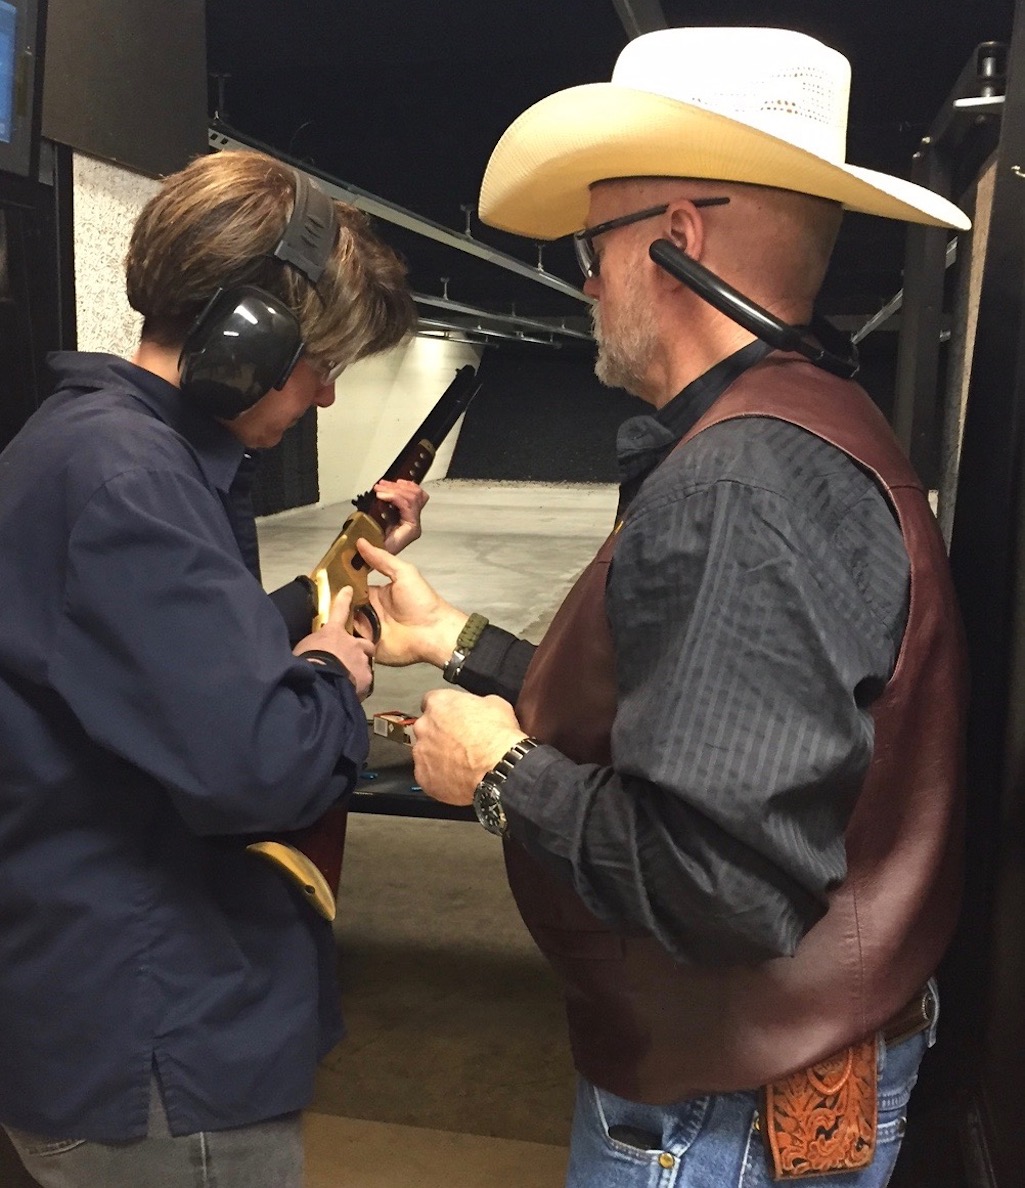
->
[359, 26, 970, 1187]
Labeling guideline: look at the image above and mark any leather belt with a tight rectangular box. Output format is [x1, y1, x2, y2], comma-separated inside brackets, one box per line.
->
[881, 984, 936, 1047]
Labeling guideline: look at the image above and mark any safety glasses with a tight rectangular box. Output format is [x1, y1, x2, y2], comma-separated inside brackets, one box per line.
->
[573, 197, 730, 280]
[313, 358, 346, 385]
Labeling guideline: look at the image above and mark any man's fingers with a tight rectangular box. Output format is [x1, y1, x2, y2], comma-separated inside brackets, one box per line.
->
[355, 537, 399, 576]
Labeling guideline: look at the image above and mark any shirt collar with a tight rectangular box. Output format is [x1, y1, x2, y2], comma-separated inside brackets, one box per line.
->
[47, 351, 247, 494]
[616, 340, 773, 490]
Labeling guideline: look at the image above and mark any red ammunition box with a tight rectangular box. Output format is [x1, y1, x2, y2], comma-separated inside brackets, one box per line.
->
[372, 710, 417, 746]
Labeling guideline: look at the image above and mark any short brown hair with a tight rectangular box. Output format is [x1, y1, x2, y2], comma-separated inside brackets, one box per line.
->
[125, 150, 416, 370]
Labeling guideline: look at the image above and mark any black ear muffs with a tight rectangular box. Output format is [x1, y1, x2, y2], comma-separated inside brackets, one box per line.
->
[178, 169, 338, 419]
[178, 286, 306, 419]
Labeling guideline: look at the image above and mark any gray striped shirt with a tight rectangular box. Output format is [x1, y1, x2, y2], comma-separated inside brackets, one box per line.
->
[467, 346, 910, 965]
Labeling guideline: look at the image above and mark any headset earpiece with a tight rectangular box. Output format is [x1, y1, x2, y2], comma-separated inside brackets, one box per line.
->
[178, 169, 338, 419]
[648, 238, 860, 379]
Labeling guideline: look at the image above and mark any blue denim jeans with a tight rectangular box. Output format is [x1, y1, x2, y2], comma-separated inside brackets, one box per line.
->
[2, 1079, 303, 1188]
[566, 990, 939, 1188]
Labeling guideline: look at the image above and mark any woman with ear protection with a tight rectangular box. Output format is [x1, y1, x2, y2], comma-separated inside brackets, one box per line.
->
[0, 149, 418, 1186]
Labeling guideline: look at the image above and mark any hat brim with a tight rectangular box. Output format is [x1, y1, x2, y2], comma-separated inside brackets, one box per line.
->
[479, 83, 971, 237]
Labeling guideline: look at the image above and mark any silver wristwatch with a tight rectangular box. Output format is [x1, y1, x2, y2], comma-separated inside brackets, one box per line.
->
[472, 737, 539, 836]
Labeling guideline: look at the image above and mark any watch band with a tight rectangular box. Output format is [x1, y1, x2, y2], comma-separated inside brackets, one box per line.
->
[443, 612, 490, 683]
[456, 611, 489, 652]
[473, 737, 539, 836]
[443, 647, 467, 684]
[489, 736, 539, 781]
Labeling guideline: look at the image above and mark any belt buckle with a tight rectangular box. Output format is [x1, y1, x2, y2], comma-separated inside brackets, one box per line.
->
[884, 985, 936, 1047]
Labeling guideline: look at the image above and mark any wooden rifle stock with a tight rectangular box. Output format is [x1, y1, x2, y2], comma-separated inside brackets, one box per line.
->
[249, 365, 481, 918]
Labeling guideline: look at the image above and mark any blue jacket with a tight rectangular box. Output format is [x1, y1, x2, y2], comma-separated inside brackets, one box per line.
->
[0, 353, 366, 1139]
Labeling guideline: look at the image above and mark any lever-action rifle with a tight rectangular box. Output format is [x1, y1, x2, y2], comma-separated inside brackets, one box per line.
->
[252, 365, 480, 919]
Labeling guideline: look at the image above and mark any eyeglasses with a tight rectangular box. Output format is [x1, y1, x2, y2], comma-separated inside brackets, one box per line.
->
[312, 357, 346, 386]
[573, 197, 731, 280]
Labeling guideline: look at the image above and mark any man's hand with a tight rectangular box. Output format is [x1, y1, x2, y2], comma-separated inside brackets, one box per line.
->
[294, 586, 376, 700]
[356, 538, 469, 668]
[375, 479, 429, 554]
[411, 688, 528, 805]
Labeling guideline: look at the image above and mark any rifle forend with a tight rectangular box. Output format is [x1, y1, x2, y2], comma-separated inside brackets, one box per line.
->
[307, 363, 480, 635]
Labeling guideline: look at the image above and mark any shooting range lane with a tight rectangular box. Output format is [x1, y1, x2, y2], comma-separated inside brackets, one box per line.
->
[258, 478, 618, 727]
[257, 477, 616, 1186]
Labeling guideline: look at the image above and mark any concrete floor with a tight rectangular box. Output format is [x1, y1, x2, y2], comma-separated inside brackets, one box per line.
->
[258, 479, 616, 1188]
[257, 478, 618, 721]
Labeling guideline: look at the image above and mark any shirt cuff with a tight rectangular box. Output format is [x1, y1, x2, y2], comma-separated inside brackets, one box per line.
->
[456, 626, 536, 703]
[300, 649, 352, 681]
[497, 742, 568, 843]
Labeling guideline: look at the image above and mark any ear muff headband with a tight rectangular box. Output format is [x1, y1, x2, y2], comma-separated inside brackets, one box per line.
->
[272, 170, 337, 286]
[178, 170, 339, 419]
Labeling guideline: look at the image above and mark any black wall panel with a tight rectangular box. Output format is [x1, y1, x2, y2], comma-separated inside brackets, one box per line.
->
[252, 409, 319, 517]
[0, 148, 76, 451]
[41, 0, 206, 177]
[447, 346, 646, 483]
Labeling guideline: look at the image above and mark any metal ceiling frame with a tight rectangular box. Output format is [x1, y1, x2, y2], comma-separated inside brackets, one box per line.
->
[416, 316, 565, 348]
[208, 122, 588, 303]
[414, 291, 592, 342]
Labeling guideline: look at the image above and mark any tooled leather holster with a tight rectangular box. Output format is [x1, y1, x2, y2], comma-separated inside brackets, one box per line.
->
[762, 986, 935, 1180]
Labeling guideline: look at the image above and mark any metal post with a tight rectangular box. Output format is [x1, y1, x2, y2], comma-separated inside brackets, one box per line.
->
[892, 43, 1005, 488]
[946, 1, 1025, 1182]
[892, 145, 951, 486]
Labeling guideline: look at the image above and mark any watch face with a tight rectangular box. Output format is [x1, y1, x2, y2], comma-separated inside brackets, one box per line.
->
[473, 777, 507, 836]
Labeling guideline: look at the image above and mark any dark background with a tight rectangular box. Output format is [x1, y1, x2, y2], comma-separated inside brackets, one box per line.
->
[203, 0, 1017, 490]
[205, 0, 1016, 324]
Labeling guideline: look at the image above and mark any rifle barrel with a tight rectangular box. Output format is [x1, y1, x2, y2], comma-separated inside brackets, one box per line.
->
[354, 365, 480, 513]
[379, 364, 480, 482]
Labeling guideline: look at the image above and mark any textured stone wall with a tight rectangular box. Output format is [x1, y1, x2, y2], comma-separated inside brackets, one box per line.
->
[72, 153, 160, 356]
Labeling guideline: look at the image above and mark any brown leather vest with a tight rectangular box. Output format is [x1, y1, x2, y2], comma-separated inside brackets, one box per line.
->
[507, 354, 968, 1103]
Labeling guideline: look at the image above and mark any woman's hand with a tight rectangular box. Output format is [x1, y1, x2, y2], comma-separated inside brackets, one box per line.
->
[294, 586, 376, 700]
[375, 479, 429, 554]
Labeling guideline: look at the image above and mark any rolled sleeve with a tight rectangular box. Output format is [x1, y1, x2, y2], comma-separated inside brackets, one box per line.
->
[456, 625, 536, 702]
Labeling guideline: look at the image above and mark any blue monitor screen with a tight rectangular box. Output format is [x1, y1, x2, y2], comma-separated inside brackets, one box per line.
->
[0, 2, 15, 144]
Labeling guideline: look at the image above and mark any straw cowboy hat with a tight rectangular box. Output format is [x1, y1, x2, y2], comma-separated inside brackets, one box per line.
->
[478, 27, 971, 238]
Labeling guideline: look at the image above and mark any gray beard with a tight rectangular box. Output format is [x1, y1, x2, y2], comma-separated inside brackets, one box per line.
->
[591, 302, 657, 397]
